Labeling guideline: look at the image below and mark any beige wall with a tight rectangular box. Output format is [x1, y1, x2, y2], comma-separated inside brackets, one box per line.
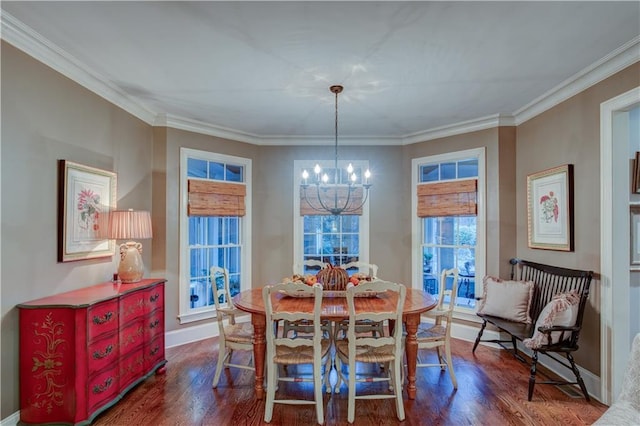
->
[516, 63, 640, 374]
[1, 43, 155, 417]
[2, 34, 639, 419]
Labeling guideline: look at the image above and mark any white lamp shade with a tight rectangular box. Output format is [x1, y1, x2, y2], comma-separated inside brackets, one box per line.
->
[108, 210, 152, 240]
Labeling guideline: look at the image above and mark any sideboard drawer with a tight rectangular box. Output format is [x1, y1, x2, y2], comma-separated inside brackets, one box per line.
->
[120, 349, 145, 392]
[120, 291, 146, 323]
[145, 334, 165, 371]
[146, 310, 164, 341]
[119, 320, 145, 355]
[88, 300, 118, 342]
[87, 367, 119, 414]
[88, 332, 119, 375]
[145, 284, 164, 313]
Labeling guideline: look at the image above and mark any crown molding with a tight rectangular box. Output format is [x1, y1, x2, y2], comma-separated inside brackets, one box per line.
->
[514, 36, 640, 125]
[401, 114, 516, 145]
[155, 113, 261, 144]
[157, 113, 402, 146]
[2, 10, 637, 145]
[0, 10, 157, 125]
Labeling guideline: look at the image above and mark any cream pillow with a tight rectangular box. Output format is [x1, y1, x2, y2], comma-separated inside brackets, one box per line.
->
[477, 276, 534, 324]
[524, 291, 580, 349]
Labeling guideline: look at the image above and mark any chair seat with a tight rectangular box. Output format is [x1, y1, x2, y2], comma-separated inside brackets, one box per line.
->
[335, 340, 396, 363]
[224, 322, 254, 344]
[416, 324, 446, 341]
[274, 339, 331, 364]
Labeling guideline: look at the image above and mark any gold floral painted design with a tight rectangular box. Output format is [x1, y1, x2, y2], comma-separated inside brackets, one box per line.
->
[30, 313, 65, 414]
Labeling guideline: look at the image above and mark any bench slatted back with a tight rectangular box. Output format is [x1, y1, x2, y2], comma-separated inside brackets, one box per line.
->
[510, 258, 593, 344]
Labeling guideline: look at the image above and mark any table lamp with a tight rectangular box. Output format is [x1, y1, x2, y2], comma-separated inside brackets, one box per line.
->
[108, 209, 153, 283]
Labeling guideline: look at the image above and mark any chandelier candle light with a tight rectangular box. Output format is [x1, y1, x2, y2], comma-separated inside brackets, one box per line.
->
[301, 85, 372, 215]
[108, 209, 153, 283]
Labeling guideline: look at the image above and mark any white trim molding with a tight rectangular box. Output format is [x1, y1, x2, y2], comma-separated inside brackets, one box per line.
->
[0, 411, 20, 426]
[600, 86, 640, 405]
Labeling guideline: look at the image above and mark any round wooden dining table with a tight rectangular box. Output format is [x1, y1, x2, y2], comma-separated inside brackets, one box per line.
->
[232, 287, 437, 400]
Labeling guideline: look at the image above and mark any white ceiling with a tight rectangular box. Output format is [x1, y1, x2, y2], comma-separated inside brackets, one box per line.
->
[2, 1, 639, 145]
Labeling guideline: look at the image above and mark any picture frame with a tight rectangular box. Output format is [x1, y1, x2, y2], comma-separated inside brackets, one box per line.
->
[58, 160, 117, 262]
[527, 164, 574, 251]
[633, 152, 640, 194]
[631, 207, 640, 268]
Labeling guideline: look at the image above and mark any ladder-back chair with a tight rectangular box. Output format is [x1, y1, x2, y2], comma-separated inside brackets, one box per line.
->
[210, 266, 254, 388]
[262, 282, 332, 424]
[334, 279, 406, 423]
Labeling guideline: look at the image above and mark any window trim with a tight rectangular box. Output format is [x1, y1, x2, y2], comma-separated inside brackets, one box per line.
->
[178, 147, 252, 324]
[293, 159, 370, 268]
[411, 148, 485, 316]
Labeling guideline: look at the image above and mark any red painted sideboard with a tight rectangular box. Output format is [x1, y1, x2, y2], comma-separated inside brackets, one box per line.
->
[17, 278, 166, 425]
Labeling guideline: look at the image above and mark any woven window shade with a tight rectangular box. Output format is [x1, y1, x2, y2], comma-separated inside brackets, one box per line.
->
[188, 179, 246, 216]
[300, 186, 363, 216]
[417, 179, 477, 217]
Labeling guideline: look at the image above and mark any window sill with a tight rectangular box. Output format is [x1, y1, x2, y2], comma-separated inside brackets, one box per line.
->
[178, 308, 216, 325]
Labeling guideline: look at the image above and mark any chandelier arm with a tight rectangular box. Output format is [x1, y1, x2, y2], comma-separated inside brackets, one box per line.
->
[339, 186, 370, 213]
[315, 185, 340, 215]
[301, 186, 322, 211]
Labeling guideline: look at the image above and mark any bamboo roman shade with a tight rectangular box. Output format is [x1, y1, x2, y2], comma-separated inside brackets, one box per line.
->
[417, 179, 477, 217]
[300, 186, 363, 216]
[188, 179, 246, 216]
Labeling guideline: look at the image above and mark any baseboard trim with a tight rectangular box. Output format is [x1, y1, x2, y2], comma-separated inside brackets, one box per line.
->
[0, 410, 20, 426]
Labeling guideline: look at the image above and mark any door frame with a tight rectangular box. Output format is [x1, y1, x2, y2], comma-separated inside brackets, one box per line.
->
[600, 86, 640, 404]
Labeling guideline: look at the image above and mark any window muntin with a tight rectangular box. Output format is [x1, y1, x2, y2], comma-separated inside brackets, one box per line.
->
[180, 148, 251, 324]
[188, 217, 241, 309]
[302, 215, 359, 270]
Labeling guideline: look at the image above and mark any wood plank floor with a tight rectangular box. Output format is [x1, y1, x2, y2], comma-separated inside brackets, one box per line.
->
[93, 337, 607, 425]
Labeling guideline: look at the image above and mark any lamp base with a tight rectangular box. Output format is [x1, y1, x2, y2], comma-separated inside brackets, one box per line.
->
[117, 241, 145, 283]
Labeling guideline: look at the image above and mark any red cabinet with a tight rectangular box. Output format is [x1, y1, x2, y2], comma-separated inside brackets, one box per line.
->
[18, 278, 166, 425]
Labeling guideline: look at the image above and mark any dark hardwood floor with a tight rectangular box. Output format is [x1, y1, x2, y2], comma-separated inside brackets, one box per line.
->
[93, 337, 607, 425]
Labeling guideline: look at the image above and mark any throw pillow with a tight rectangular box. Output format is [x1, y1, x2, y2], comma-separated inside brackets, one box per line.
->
[523, 291, 580, 349]
[477, 276, 534, 324]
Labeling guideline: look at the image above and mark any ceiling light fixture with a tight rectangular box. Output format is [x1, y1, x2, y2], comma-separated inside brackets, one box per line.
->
[300, 85, 372, 216]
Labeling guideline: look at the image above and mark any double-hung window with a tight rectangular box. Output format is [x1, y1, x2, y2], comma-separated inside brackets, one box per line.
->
[293, 160, 370, 273]
[179, 148, 251, 324]
[412, 148, 485, 313]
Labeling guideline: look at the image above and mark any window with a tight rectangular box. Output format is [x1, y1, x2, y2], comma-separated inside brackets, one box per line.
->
[412, 148, 485, 313]
[179, 148, 252, 324]
[294, 160, 370, 272]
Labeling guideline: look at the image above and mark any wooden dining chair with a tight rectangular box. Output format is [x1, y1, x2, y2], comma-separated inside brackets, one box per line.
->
[282, 259, 331, 339]
[334, 279, 406, 423]
[210, 266, 255, 388]
[335, 261, 384, 340]
[262, 281, 332, 424]
[414, 268, 459, 389]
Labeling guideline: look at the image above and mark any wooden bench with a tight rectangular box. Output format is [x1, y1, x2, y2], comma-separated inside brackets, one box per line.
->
[472, 258, 594, 401]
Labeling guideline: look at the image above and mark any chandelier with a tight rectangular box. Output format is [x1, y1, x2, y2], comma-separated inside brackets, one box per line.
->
[300, 85, 372, 216]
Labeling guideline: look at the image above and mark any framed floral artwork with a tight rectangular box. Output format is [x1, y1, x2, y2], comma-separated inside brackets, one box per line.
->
[526, 164, 574, 251]
[58, 160, 117, 262]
